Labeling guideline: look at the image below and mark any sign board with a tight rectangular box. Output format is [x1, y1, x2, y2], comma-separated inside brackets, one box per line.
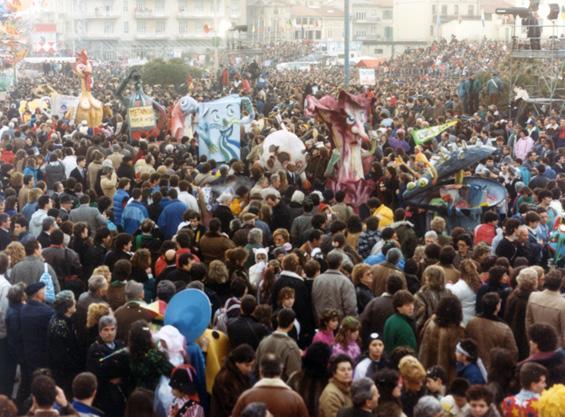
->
[52, 95, 79, 119]
[359, 68, 376, 86]
[128, 106, 156, 130]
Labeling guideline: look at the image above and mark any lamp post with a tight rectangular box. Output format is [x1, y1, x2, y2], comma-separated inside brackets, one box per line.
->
[344, 0, 350, 87]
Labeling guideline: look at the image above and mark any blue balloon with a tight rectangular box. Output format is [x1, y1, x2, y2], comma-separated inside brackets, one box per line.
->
[164, 289, 211, 343]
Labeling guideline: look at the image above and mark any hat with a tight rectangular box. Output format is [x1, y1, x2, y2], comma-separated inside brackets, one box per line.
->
[291, 190, 305, 204]
[25, 281, 46, 297]
[169, 364, 198, 394]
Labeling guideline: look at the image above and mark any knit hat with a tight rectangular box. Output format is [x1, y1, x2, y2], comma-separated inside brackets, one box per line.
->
[169, 364, 198, 395]
[25, 281, 45, 297]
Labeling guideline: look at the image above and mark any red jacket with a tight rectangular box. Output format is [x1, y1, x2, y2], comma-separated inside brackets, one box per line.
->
[474, 223, 496, 246]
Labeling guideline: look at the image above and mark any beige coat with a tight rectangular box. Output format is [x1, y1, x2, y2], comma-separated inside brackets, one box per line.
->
[319, 379, 352, 417]
[100, 172, 117, 198]
[465, 316, 518, 369]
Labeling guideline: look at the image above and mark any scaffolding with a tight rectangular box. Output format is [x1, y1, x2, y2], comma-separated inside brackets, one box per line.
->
[505, 21, 565, 120]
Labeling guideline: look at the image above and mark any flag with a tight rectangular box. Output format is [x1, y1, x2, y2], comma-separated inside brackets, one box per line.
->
[412, 120, 458, 145]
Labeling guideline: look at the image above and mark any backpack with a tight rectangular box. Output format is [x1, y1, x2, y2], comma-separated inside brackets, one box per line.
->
[40, 263, 56, 303]
[213, 299, 240, 333]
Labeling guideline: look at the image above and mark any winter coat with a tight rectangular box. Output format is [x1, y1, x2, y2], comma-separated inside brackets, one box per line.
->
[271, 271, 315, 347]
[383, 313, 417, 354]
[10, 255, 60, 293]
[355, 283, 374, 315]
[288, 370, 329, 417]
[121, 200, 149, 235]
[198, 232, 236, 264]
[319, 378, 352, 417]
[47, 313, 82, 395]
[371, 262, 407, 296]
[255, 332, 302, 382]
[21, 300, 55, 372]
[360, 293, 394, 345]
[518, 349, 565, 387]
[44, 161, 66, 190]
[210, 358, 252, 417]
[158, 199, 188, 239]
[227, 314, 270, 350]
[414, 287, 452, 335]
[69, 204, 108, 234]
[419, 318, 466, 383]
[112, 188, 130, 226]
[525, 290, 565, 340]
[86, 338, 129, 417]
[114, 301, 154, 342]
[29, 208, 49, 237]
[232, 378, 309, 417]
[465, 316, 518, 370]
[311, 269, 357, 324]
[504, 288, 532, 360]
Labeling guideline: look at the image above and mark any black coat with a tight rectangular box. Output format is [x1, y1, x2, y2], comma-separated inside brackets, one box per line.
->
[70, 167, 87, 189]
[271, 271, 315, 347]
[213, 205, 234, 235]
[355, 283, 374, 315]
[86, 338, 130, 417]
[20, 300, 54, 372]
[227, 314, 270, 350]
[47, 313, 83, 395]
[84, 244, 107, 278]
[0, 228, 11, 251]
[104, 250, 131, 270]
[270, 200, 292, 231]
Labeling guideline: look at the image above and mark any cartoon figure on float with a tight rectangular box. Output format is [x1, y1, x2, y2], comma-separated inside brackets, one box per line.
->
[114, 69, 167, 140]
[74, 49, 103, 127]
[305, 91, 376, 206]
[170, 94, 255, 162]
[258, 129, 308, 184]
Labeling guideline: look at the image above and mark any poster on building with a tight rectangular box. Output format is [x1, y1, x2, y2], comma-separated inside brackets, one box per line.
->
[52, 95, 79, 119]
[359, 68, 376, 86]
[128, 106, 156, 130]
[31, 23, 57, 54]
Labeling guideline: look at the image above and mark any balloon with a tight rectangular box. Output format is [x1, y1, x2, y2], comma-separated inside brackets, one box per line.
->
[164, 289, 211, 343]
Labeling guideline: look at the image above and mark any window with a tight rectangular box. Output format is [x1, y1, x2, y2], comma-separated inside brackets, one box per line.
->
[124, 21, 129, 33]
[104, 22, 114, 33]
[179, 21, 188, 33]
[454, 4, 459, 16]
[432, 4, 436, 15]
[355, 11, 366, 20]
[384, 26, 392, 40]
[194, 0, 203, 12]
[123, 0, 128, 12]
[430, 25, 434, 35]
[178, 0, 187, 12]
[156, 21, 165, 32]
[468, 5, 474, 15]
[315, 30, 321, 40]
[136, 0, 144, 11]
[155, 0, 164, 13]
[383, 10, 392, 19]
[105, 5, 111, 14]
[374, 48, 384, 54]
[441, 5, 447, 15]
[137, 20, 146, 33]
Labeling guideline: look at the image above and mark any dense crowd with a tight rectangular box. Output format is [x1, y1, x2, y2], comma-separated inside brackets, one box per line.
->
[0, 37, 564, 417]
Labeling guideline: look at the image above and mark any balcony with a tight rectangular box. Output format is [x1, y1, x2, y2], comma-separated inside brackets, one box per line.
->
[177, 32, 214, 39]
[81, 33, 121, 40]
[80, 9, 120, 19]
[177, 10, 215, 18]
[135, 33, 170, 39]
[134, 9, 168, 19]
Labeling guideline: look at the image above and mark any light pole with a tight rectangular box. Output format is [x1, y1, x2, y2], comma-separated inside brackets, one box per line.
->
[344, 0, 350, 87]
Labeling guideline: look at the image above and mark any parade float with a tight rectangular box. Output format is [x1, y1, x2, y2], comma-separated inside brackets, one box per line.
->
[73, 49, 103, 127]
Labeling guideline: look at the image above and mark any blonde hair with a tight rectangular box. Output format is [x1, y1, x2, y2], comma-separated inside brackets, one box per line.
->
[422, 265, 446, 290]
[5, 242, 25, 267]
[430, 217, 446, 232]
[335, 316, 360, 347]
[92, 265, 111, 283]
[86, 303, 112, 328]
[207, 260, 229, 284]
[272, 228, 289, 243]
[351, 264, 371, 285]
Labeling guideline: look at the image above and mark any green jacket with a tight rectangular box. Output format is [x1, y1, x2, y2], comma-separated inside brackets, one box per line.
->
[383, 313, 417, 354]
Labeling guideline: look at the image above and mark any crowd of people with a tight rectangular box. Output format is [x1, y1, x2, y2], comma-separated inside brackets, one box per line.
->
[0, 37, 564, 417]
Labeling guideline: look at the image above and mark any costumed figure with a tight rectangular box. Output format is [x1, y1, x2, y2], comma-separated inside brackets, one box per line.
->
[74, 49, 103, 128]
[549, 216, 565, 267]
[115, 69, 167, 140]
[258, 130, 307, 186]
[305, 91, 375, 206]
[170, 94, 255, 162]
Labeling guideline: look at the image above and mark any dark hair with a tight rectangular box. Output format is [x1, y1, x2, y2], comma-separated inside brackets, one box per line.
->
[326, 252, 343, 270]
[487, 348, 516, 391]
[434, 295, 463, 326]
[24, 239, 40, 256]
[487, 266, 507, 285]
[456, 233, 473, 247]
[49, 229, 65, 246]
[178, 252, 193, 267]
[128, 320, 154, 360]
[124, 388, 154, 417]
[31, 375, 56, 407]
[374, 368, 401, 403]
[93, 227, 111, 245]
[114, 233, 132, 251]
[209, 218, 221, 233]
[449, 378, 470, 397]
[426, 365, 447, 384]
[37, 195, 51, 209]
[112, 260, 132, 282]
[528, 323, 558, 352]
[481, 292, 501, 316]
[156, 280, 176, 303]
[482, 211, 499, 224]
[544, 269, 563, 291]
[302, 342, 332, 377]
[277, 308, 295, 328]
[259, 354, 282, 378]
[381, 227, 395, 240]
[466, 385, 493, 404]
[392, 290, 414, 310]
[459, 338, 479, 362]
[439, 246, 456, 265]
[0, 253, 8, 275]
[425, 243, 441, 261]
[230, 277, 247, 298]
[241, 295, 257, 316]
[519, 362, 548, 389]
[387, 274, 405, 295]
[229, 343, 256, 364]
[329, 353, 354, 376]
[72, 372, 97, 400]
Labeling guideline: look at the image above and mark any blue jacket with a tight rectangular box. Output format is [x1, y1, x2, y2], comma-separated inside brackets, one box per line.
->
[113, 188, 130, 226]
[457, 361, 485, 385]
[121, 200, 149, 235]
[157, 199, 187, 239]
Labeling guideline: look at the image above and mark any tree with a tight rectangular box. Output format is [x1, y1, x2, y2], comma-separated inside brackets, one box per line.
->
[141, 59, 204, 86]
